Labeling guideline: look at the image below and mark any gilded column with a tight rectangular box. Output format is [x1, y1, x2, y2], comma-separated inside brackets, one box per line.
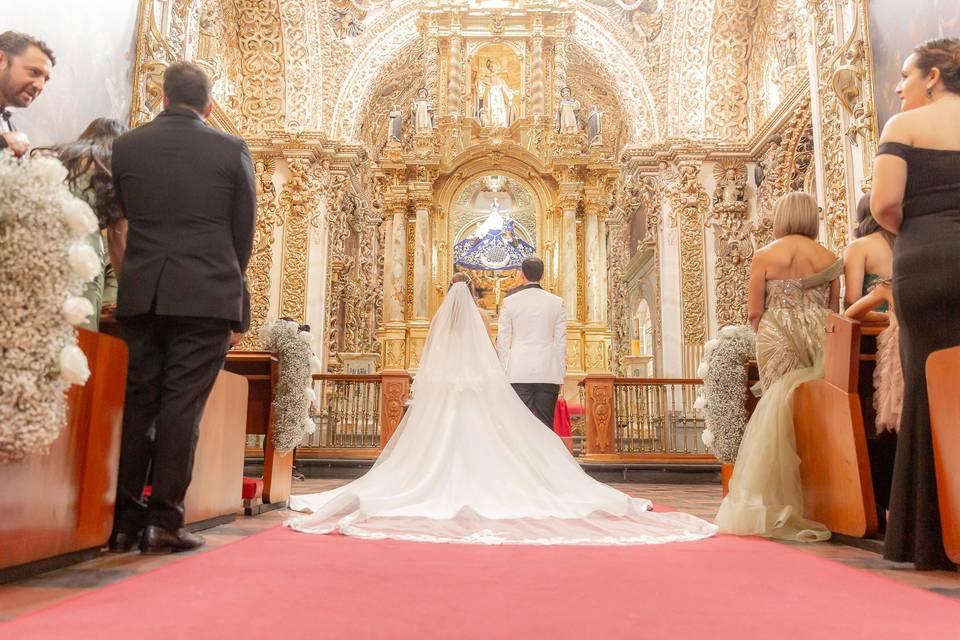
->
[447, 32, 463, 117]
[558, 186, 580, 320]
[279, 157, 323, 322]
[412, 190, 432, 320]
[530, 28, 545, 116]
[553, 36, 567, 99]
[583, 198, 603, 324]
[422, 18, 439, 101]
[382, 198, 407, 324]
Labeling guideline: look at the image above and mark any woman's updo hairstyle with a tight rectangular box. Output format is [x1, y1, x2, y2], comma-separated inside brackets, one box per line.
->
[914, 37, 960, 95]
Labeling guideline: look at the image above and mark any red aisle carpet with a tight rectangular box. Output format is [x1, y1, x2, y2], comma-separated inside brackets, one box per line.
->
[1, 526, 958, 640]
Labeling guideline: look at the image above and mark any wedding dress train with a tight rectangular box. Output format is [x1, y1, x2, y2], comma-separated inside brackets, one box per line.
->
[286, 283, 717, 545]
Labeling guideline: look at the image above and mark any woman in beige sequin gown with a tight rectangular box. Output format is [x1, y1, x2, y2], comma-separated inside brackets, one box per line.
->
[716, 193, 841, 541]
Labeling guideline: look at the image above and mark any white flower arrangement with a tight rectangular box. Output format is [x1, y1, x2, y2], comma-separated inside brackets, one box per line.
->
[259, 318, 320, 453]
[695, 324, 756, 464]
[0, 152, 98, 462]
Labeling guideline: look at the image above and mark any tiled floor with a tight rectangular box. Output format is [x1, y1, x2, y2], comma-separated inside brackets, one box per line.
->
[1, 479, 957, 623]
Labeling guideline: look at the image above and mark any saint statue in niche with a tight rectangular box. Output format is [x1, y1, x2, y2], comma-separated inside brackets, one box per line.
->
[475, 59, 514, 128]
[388, 104, 403, 143]
[556, 87, 581, 133]
[587, 104, 603, 146]
[411, 87, 435, 131]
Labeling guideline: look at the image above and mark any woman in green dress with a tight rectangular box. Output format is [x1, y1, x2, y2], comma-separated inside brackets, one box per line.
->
[42, 118, 127, 330]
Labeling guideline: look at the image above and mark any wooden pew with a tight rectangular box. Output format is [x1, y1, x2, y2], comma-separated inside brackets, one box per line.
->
[0, 330, 127, 579]
[792, 314, 878, 537]
[926, 345, 960, 564]
[224, 352, 293, 510]
[183, 370, 249, 529]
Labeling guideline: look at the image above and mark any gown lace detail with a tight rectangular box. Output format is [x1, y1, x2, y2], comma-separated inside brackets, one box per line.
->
[286, 284, 718, 545]
[715, 259, 842, 542]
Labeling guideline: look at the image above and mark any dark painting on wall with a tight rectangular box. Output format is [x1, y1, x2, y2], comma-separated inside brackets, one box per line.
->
[868, 1, 960, 133]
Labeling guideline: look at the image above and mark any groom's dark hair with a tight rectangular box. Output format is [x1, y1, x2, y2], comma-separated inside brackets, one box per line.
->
[521, 256, 544, 282]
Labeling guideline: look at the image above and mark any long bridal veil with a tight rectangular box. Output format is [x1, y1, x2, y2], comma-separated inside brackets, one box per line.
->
[286, 283, 717, 545]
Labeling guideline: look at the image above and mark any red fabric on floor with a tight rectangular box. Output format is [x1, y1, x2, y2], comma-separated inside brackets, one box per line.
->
[2, 526, 958, 639]
[553, 397, 572, 437]
[0, 528, 960, 640]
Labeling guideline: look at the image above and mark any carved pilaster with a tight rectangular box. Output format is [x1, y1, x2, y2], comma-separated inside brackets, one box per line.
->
[238, 154, 281, 350]
[279, 157, 325, 323]
[808, 0, 851, 251]
[665, 162, 709, 369]
[709, 163, 752, 328]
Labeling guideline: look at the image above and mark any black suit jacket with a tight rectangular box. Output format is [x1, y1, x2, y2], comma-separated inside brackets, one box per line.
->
[112, 107, 256, 331]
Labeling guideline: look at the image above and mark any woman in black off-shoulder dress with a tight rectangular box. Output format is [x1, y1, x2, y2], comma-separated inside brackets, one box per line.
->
[871, 38, 960, 570]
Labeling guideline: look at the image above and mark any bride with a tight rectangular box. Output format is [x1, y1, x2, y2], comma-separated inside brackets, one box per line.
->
[286, 278, 717, 545]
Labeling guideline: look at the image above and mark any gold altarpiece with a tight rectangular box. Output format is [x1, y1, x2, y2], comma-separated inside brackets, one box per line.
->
[128, 0, 883, 380]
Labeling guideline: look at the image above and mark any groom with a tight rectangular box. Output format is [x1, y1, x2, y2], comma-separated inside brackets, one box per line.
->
[497, 257, 567, 430]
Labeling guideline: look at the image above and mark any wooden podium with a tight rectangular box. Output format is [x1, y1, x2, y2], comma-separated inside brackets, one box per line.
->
[0, 330, 127, 578]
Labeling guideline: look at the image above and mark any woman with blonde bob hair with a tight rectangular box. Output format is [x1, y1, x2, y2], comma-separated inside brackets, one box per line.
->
[715, 191, 842, 542]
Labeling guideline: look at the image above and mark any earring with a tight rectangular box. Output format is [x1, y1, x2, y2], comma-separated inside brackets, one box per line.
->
[927, 86, 934, 98]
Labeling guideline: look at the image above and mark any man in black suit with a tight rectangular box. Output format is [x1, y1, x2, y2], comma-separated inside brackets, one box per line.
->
[109, 62, 256, 555]
[0, 31, 55, 157]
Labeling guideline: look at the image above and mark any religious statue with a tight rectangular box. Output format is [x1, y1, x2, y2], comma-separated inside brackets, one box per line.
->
[387, 104, 403, 143]
[475, 59, 514, 128]
[556, 87, 581, 133]
[714, 166, 746, 206]
[586, 104, 603, 146]
[411, 87, 435, 131]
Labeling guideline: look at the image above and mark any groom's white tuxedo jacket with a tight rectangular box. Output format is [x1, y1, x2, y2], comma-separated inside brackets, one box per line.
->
[496, 285, 567, 385]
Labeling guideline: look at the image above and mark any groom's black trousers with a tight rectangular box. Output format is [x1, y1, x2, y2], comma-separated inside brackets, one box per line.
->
[113, 313, 231, 535]
[511, 383, 560, 431]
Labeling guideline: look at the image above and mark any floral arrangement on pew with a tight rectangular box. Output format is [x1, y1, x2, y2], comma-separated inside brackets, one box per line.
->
[259, 318, 322, 453]
[695, 325, 756, 464]
[0, 153, 100, 462]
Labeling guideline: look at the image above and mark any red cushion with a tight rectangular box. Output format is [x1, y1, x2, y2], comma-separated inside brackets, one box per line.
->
[242, 477, 264, 500]
[553, 397, 572, 437]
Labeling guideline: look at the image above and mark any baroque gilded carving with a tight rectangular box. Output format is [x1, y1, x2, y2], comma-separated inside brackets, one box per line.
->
[238, 154, 282, 350]
[664, 162, 709, 346]
[704, 0, 760, 141]
[808, 0, 850, 251]
[708, 162, 753, 327]
[323, 165, 384, 371]
[279, 157, 326, 322]
[237, 0, 285, 134]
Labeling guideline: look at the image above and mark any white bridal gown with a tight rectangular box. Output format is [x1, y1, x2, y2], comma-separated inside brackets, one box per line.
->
[286, 283, 717, 545]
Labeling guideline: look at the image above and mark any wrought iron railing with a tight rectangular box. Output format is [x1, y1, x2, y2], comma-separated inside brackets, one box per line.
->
[305, 374, 382, 448]
[579, 375, 711, 460]
[612, 378, 706, 455]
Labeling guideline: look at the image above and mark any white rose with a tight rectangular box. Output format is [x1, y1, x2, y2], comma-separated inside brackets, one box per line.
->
[59, 345, 90, 385]
[32, 156, 68, 188]
[304, 417, 316, 435]
[703, 338, 720, 358]
[694, 395, 707, 410]
[68, 242, 101, 282]
[309, 355, 322, 374]
[719, 325, 739, 338]
[701, 429, 715, 448]
[62, 198, 99, 237]
[304, 387, 316, 404]
[296, 331, 313, 346]
[62, 296, 95, 325]
[696, 362, 709, 379]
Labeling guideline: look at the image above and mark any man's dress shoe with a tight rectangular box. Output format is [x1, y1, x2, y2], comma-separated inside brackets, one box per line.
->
[107, 531, 141, 553]
[139, 525, 206, 555]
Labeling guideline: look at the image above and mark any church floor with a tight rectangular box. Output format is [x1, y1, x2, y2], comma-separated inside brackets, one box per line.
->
[1, 480, 957, 624]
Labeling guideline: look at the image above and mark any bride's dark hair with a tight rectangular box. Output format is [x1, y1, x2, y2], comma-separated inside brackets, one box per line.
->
[449, 272, 476, 298]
